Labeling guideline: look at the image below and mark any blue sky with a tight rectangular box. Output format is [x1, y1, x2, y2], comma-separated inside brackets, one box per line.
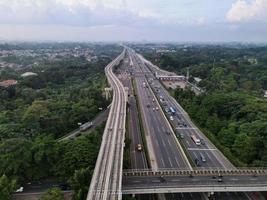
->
[0, 0, 266, 42]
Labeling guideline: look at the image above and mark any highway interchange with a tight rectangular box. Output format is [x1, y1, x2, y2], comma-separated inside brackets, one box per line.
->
[86, 47, 265, 200]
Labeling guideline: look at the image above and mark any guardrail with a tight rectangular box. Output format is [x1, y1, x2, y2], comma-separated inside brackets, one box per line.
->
[123, 168, 267, 177]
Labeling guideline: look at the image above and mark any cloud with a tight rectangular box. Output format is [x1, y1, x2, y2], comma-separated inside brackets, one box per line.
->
[227, 0, 267, 22]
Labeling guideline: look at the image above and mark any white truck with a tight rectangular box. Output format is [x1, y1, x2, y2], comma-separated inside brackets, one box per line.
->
[79, 121, 93, 132]
[191, 134, 201, 146]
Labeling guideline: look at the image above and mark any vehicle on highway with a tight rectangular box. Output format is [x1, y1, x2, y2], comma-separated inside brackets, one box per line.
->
[147, 104, 150, 108]
[165, 107, 169, 113]
[79, 121, 93, 132]
[170, 116, 174, 121]
[179, 133, 184, 139]
[137, 144, 142, 151]
[152, 98, 155, 102]
[218, 178, 223, 182]
[152, 107, 155, 111]
[169, 107, 176, 115]
[159, 175, 166, 182]
[200, 138, 205, 145]
[195, 158, 201, 166]
[15, 187, 24, 193]
[156, 107, 159, 111]
[200, 154, 206, 162]
[142, 82, 146, 88]
[191, 134, 201, 146]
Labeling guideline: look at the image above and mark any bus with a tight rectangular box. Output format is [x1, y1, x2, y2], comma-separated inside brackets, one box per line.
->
[169, 107, 176, 115]
[191, 134, 201, 146]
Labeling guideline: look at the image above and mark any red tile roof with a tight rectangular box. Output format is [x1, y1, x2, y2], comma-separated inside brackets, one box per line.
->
[0, 79, 18, 88]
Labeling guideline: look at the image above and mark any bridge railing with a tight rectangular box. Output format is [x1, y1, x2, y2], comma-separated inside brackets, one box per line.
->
[123, 168, 267, 177]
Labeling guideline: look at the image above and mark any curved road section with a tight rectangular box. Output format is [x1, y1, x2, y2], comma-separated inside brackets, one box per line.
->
[87, 49, 126, 200]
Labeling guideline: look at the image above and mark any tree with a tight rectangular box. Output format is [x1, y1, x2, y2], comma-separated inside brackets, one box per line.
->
[40, 188, 64, 200]
[0, 175, 17, 200]
[70, 167, 92, 200]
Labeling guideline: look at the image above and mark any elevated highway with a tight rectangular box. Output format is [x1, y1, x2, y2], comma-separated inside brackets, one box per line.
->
[122, 169, 267, 194]
[86, 49, 127, 200]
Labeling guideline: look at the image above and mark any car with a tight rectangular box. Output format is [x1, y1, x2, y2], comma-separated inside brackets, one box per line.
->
[147, 104, 150, 108]
[165, 108, 169, 112]
[200, 138, 205, 145]
[159, 175, 166, 182]
[137, 144, 142, 151]
[152, 108, 155, 111]
[217, 178, 223, 182]
[59, 184, 71, 190]
[195, 158, 201, 166]
[170, 116, 174, 121]
[152, 98, 155, 102]
[156, 107, 159, 111]
[180, 133, 184, 139]
[200, 154, 206, 162]
[15, 187, 24, 193]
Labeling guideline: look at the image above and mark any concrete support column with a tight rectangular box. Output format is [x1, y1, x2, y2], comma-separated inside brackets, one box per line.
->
[104, 87, 112, 100]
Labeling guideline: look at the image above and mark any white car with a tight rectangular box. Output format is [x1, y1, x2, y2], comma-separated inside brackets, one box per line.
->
[15, 187, 24, 193]
[170, 116, 174, 121]
[156, 107, 159, 111]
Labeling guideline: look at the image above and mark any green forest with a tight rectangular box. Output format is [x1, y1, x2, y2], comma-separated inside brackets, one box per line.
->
[0, 43, 122, 199]
[142, 44, 267, 166]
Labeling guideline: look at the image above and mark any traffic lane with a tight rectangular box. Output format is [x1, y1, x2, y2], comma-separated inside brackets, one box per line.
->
[153, 87, 234, 169]
[122, 72, 147, 169]
[164, 108, 231, 169]
[135, 76, 162, 169]
[165, 193, 205, 200]
[134, 58, 189, 169]
[136, 72, 178, 169]
[122, 175, 267, 188]
[129, 96, 148, 169]
[142, 78, 189, 169]
[135, 77, 167, 168]
[138, 76, 187, 169]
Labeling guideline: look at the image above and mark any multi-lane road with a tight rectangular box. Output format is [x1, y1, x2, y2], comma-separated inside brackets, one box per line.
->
[136, 51, 234, 170]
[128, 48, 191, 170]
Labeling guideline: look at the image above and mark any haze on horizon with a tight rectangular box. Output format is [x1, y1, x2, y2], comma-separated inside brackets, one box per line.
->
[0, 0, 267, 42]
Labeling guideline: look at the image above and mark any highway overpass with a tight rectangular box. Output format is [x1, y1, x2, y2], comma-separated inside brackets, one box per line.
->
[122, 169, 267, 194]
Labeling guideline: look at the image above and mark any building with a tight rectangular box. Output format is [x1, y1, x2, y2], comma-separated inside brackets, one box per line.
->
[0, 79, 18, 88]
[21, 72, 38, 78]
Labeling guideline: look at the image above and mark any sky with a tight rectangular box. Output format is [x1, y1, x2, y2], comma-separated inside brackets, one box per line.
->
[0, 0, 267, 42]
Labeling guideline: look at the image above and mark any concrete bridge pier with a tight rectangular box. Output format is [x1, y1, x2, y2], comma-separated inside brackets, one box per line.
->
[104, 87, 112, 100]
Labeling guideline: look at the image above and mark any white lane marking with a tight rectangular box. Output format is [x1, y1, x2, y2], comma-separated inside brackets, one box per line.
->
[168, 157, 173, 168]
[175, 157, 180, 167]
[133, 181, 141, 183]
[171, 179, 181, 182]
[186, 140, 190, 146]
[167, 138, 172, 146]
[162, 140, 166, 147]
[188, 148, 217, 151]
[176, 128, 197, 130]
